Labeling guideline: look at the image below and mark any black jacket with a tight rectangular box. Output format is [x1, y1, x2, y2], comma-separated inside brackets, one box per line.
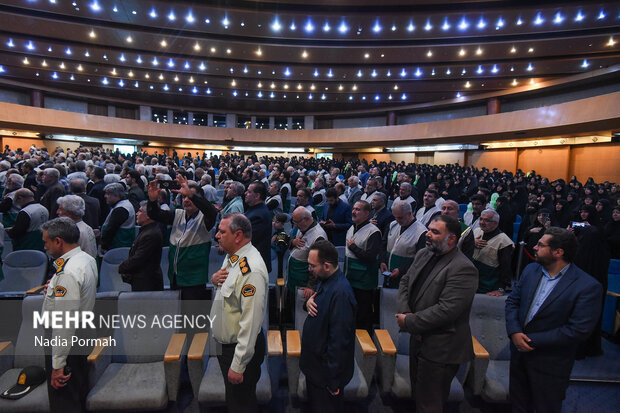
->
[245, 202, 273, 273]
[300, 269, 357, 391]
[118, 222, 164, 291]
[76, 193, 101, 230]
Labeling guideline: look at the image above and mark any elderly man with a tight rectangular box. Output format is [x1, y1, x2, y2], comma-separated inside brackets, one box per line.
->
[56, 195, 97, 258]
[320, 188, 352, 246]
[296, 188, 316, 220]
[370, 192, 394, 239]
[346, 200, 381, 334]
[381, 201, 427, 288]
[392, 181, 417, 213]
[289, 206, 328, 300]
[472, 209, 514, 295]
[100, 183, 135, 253]
[346, 176, 363, 206]
[244, 181, 272, 272]
[265, 181, 283, 215]
[201, 174, 218, 203]
[118, 201, 164, 291]
[0, 173, 24, 227]
[148, 174, 217, 299]
[40, 167, 66, 219]
[70, 179, 100, 231]
[6, 188, 48, 251]
[221, 181, 245, 216]
[415, 188, 442, 227]
[442, 200, 475, 260]
[209, 213, 268, 413]
[396, 215, 478, 413]
[311, 177, 327, 219]
[125, 169, 146, 212]
[360, 177, 379, 204]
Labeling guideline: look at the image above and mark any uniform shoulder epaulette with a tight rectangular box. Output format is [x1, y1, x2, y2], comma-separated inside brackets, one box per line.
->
[239, 257, 251, 275]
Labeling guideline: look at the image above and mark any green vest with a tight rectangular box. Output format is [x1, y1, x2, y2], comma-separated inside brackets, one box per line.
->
[168, 242, 211, 286]
[287, 256, 310, 292]
[13, 230, 45, 252]
[102, 199, 135, 249]
[383, 252, 413, 289]
[345, 222, 380, 290]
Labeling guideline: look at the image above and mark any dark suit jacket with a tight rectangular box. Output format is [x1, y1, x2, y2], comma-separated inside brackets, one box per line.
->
[40, 181, 66, 219]
[245, 202, 273, 273]
[118, 222, 163, 291]
[324, 199, 352, 246]
[77, 193, 101, 230]
[398, 247, 478, 364]
[505, 262, 602, 380]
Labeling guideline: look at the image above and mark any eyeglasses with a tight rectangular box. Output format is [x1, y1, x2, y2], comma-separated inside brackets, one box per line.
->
[307, 263, 317, 269]
[535, 242, 551, 248]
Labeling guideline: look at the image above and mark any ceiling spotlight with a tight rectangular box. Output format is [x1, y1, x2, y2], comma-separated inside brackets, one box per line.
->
[149, 9, 157, 18]
[597, 10, 606, 20]
[442, 19, 450, 31]
[526, 63, 534, 71]
[119, 54, 126, 62]
[167, 59, 175, 68]
[357, 70, 363, 77]
[465, 81, 471, 88]
[199, 62, 206, 71]
[512, 79, 518, 86]
[327, 69, 334, 78]
[553, 12, 564, 24]
[458, 18, 468, 30]
[167, 10, 176, 21]
[185, 12, 195, 23]
[372, 21, 382, 33]
[607, 37, 616, 46]
[290, 22, 297, 31]
[7, 39, 14, 48]
[302, 50, 308, 58]
[371, 69, 377, 77]
[476, 65, 483, 74]
[476, 47, 483, 55]
[477, 18, 486, 29]
[89, 30, 96, 38]
[65, 47, 72, 55]
[222, 16, 230, 27]
[400, 68, 407, 77]
[407, 22, 415, 32]
[184, 61, 190, 69]
[491, 64, 499, 74]
[534, 13, 544, 25]
[339, 21, 349, 33]
[160, 39, 167, 47]
[581, 59, 589, 68]
[305, 20, 315, 33]
[427, 50, 433, 57]
[516, 17, 523, 25]
[424, 20, 432, 31]
[510, 46, 517, 53]
[256, 48, 262, 56]
[271, 18, 282, 32]
[323, 22, 331, 32]
[386, 70, 392, 77]
[59, 62, 66, 69]
[41, 60, 48, 67]
[210, 47, 216, 53]
[401, 94, 407, 100]
[458, 48, 466, 56]
[152, 57, 159, 66]
[126, 36, 133, 43]
[352, 84, 358, 91]
[77, 64, 83, 71]
[89, 1, 101, 12]
[136, 55, 142, 64]
[22, 57, 29, 65]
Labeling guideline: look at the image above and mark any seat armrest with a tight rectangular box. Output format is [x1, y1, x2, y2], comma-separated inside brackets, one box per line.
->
[285, 330, 301, 396]
[267, 330, 283, 356]
[277, 278, 285, 287]
[355, 329, 377, 388]
[607, 291, 620, 298]
[373, 329, 396, 394]
[164, 333, 187, 402]
[468, 336, 490, 395]
[0, 341, 14, 377]
[26, 285, 45, 295]
[472, 336, 490, 359]
[187, 333, 209, 400]
[87, 337, 112, 363]
[286, 330, 301, 357]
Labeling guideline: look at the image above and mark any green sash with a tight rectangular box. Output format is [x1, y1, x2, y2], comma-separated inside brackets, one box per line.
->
[345, 256, 378, 290]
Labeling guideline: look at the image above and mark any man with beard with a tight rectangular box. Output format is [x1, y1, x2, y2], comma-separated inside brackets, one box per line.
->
[396, 215, 478, 413]
[506, 227, 602, 413]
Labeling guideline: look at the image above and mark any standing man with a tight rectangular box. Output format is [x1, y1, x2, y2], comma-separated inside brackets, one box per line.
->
[381, 201, 427, 289]
[506, 227, 602, 413]
[472, 209, 514, 295]
[125, 169, 146, 212]
[345, 200, 381, 334]
[415, 188, 442, 227]
[441, 200, 475, 260]
[221, 181, 245, 216]
[265, 181, 283, 216]
[370, 192, 394, 239]
[210, 213, 268, 413]
[244, 181, 273, 273]
[396, 215, 478, 413]
[39, 168, 66, 219]
[56, 195, 97, 258]
[118, 201, 164, 291]
[6, 188, 48, 251]
[70, 179, 100, 232]
[100, 183, 135, 253]
[320, 188, 352, 246]
[301, 240, 357, 413]
[360, 178, 379, 204]
[42, 217, 98, 412]
[346, 176, 363, 206]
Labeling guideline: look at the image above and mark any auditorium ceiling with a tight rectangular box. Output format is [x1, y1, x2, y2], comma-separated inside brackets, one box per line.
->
[0, 0, 618, 114]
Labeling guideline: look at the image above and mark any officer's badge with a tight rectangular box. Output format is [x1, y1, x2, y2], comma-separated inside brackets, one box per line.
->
[230, 255, 239, 264]
[239, 257, 251, 275]
[54, 258, 66, 273]
[54, 286, 67, 297]
[242, 285, 256, 297]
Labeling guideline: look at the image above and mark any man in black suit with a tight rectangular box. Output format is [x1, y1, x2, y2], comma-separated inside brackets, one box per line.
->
[506, 227, 602, 413]
[87, 166, 107, 226]
[396, 214, 478, 413]
[244, 181, 272, 273]
[70, 179, 100, 230]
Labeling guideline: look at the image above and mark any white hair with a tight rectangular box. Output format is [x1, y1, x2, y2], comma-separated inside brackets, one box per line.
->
[57, 195, 85, 218]
[392, 200, 412, 215]
[481, 208, 500, 222]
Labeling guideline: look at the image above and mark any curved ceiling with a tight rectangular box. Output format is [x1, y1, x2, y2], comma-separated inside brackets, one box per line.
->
[0, 0, 618, 114]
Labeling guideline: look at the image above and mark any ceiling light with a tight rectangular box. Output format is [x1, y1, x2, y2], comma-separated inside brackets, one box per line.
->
[446, 68, 451, 75]
[101, 77, 109, 85]
[41, 60, 48, 67]
[371, 69, 377, 77]
[424, 20, 432, 31]
[458, 18, 469, 30]
[476, 65, 483, 74]
[310, 84, 316, 90]
[386, 70, 392, 77]
[119, 54, 126, 62]
[581, 59, 589, 68]
[184, 62, 190, 69]
[491, 64, 499, 74]
[145, 73, 150, 79]
[297, 83, 302, 90]
[199, 62, 206, 71]
[526, 63, 534, 71]
[258, 82, 263, 88]
[126, 36, 133, 43]
[338, 84, 344, 91]
[118, 79, 124, 87]
[186, 12, 195, 23]
[128, 71, 134, 77]
[465, 81, 471, 88]
[290, 22, 296, 31]
[510, 46, 517, 53]
[167, 10, 176, 21]
[270, 82, 276, 89]
[427, 50, 433, 57]
[256, 48, 262, 56]
[459, 48, 466, 56]
[174, 75, 179, 82]
[456, 92, 461, 98]
[305, 20, 315, 33]
[7, 39, 14, 48]
[149, 9, 157, 18]
[323, 22, 331, 32]
[528, 47, 534, 53]
[22, 57, 29, 65]
[160, 39, 167, 47]
[258, 91, 263, 98]
[59, 62, 65, 69]
[534, 13, 544, 25]
[339, 21, 348, 33]
[89, 1, 101, 12]
[357, 70, 363, 77]
[302, 50, 308, 58]
[65, 47, 72, 55]
[414, 68, 422, 77]
[516, 17, 523, 25]
[210, 47, 216, 53]
[441, 19, 450, 31]
[313, 68, 319, 77]
[163, 84, 169, 91]
[222, 16, 230, 27]
[111, 68, 117, 75]
[158, 74, 164, 80]
[553, 12, 564, 24]
[327, 69, 334, 78]
[597, 10, 606, 20]
[271, 18, 282, 32]
[167, 59, 174, 68]
[89, 30, 96, 38]
[136, 56, 142, 64]
[372, 21, 382, 33]
[476, 47, 483, 55]
[77, 64, 83, 71]
[400, 68, 407, 77]
[511, 79, 518, 86]
[401, 94, 407, 100]
[607, 37, 616, 46]
[477, 18, 486, 29]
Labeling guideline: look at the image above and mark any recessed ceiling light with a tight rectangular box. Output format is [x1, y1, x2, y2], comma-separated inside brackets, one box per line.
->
[89, 30, 96, 38]
[607, 37, 616, 47]
[160, 39, 167, 47]
[510, 46, 517, 53]
[256, 48, 262, 56]
[476, 47, 483, 55]
[458, 48, 466, 56]
[210, 47, 216, 53]
[427, 50, 433, 57]
[364, 53, 370, 59]
[126, 36, 133, 43]
[302, 50, 308, 58]
[511, 79, 518, 86]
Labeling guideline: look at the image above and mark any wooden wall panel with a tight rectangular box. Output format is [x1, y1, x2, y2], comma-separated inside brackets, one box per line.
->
[434, 151, 465, 166]
[517, 147, 570, 180]
[1, 137, 42, 151]
[569, 143, 620, 183]
[466, 149, 518, 172]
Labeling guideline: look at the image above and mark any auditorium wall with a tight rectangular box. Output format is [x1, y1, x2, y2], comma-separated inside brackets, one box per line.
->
[569, 143, 620, 183]
[466, 149, 518, 172]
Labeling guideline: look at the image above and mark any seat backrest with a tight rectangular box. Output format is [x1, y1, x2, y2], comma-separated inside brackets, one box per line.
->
[336, 246, 346, 265]
[0, 250, 48, 292]
[112, 290, 181, 363]
[94, 291, 120, 342]
[469, 294, 510, 360]
[98, 248, 131, 292]
[160, 246, 170, 288]
[295, 288, 308, 332]
[609, 259, 620, 277]
[380, 288, 400, 344]
[14, 295, 46, 368]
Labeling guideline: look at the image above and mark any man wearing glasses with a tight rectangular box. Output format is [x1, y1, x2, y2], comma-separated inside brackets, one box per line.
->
[506, 227, 602, 413]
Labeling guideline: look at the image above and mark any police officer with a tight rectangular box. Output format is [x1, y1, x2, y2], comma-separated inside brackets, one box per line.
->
[210, 213, 268, 413]
[41, 217, 98, 412]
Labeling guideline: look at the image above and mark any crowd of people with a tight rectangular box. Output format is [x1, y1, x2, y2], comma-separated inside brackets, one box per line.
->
[0, 143, 617, 412]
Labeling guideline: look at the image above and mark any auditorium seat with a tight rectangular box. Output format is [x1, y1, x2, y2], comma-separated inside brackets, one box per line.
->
[468, 294, 510, 403]
[286, 288, 377, 402]
[513, 215, 522, 243]
[0, 250, 48, 295]
[373, 288, 469, 402]
[160, 246, 170, 289]
[458, 204, 468, 219]
[98, 248, 131, 292]
[0, 295, 48, 412]
[187, 300, 281, 408]
[86, 290, 186, 411]
[602, 259, 620, 334]
[207, 245, 225, 285]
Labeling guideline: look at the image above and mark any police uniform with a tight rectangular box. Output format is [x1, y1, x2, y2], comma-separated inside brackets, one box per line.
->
[43, 247, 97, 412]
[209, 242, 268, 413]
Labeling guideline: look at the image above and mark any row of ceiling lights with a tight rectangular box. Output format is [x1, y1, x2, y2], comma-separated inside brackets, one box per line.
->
[63, 1, 613, 35]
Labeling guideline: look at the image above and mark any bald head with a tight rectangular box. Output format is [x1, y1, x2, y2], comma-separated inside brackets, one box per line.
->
[292, 206, 313, 231]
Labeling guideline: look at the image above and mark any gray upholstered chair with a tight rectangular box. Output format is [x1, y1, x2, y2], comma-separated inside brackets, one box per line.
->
[285, 288, 377, 401]
[0, 295, 49, 412]
[372, 288, 475, 403]
[0, 250, 48, 294]
[85, 290, 186, 411]
[187, 303, 282, 409]
[468, 294, 510, 403]
[98, 248, 131, 292]
[160, 246, 169, 289]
